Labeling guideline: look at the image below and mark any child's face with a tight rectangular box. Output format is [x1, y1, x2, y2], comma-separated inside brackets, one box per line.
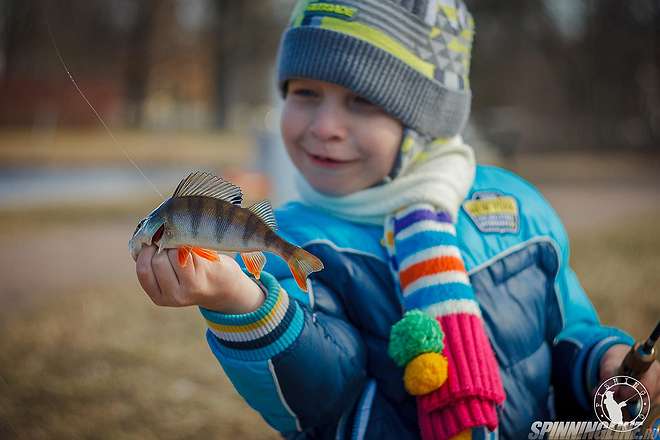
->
[281, 78, 403, 196]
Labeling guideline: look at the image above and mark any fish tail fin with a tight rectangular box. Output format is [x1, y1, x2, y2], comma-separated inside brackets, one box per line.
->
[287, 248, 324, 292]
[192, 247, 220, 262]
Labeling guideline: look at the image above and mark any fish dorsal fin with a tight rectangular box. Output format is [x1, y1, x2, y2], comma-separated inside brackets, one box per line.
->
[248, 200, 278, 231]
[172, 172, 243, 206]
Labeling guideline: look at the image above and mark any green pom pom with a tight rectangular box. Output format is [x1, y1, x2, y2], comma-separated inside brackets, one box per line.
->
[388, 310, 444, 367]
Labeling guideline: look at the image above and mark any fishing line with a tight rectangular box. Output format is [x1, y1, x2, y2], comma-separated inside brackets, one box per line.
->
[45, 19, 164, 199]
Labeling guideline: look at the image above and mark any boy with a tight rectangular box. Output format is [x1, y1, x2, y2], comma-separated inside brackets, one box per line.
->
[135, 0, 659, 438]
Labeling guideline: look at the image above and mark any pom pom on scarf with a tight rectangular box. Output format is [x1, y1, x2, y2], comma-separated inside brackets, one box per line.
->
[404, 352, 449, 395]
[388, 310, 444, 367]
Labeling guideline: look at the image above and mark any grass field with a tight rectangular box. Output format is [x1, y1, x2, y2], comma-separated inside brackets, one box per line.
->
[0, 273, 280, 440]
[0, 130, 658, 438]
[0, 129, 252, 167]
[1, 209, 658, 439]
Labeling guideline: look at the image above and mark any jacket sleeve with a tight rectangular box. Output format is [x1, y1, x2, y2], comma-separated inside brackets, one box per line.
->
[550, 219, 634, 417]
[199, 269, 367, 436]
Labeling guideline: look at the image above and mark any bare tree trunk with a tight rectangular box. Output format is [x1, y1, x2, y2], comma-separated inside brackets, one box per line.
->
[124, 0, 158, 128]
[209, 0, 244, 129]
[1, 0, 35, 83]
[639, 3, 660, 147]
[209, 1, 285, 129]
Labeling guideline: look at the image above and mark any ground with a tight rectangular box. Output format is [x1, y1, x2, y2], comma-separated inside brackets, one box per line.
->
[0, 133, 658, 439]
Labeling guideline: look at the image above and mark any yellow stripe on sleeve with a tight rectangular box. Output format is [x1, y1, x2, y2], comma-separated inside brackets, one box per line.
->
[205, 288, 285, 334]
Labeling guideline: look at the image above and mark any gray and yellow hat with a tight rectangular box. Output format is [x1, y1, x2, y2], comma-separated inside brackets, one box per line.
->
[277, 0, 475, 139]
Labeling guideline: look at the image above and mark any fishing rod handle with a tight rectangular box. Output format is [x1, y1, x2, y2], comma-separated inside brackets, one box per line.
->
[617, 341, 657, 379]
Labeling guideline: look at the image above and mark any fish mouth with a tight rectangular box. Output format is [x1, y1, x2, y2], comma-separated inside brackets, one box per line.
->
[151, 224, 165, 245]
[129, 223, 166, 260]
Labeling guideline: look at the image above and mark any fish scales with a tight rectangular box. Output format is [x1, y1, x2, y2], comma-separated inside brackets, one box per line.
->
[241, 210, 260, 244]
[263, 227, 277, 249]
[166, 196, 278, 253]
[214, 200, 234, 243]
[188, 196, 202, 238]
[129, 171, 324, 292]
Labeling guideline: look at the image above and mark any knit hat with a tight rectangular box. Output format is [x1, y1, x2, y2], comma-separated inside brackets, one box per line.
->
[278, 4, 507, 440]
[276, 0, 475, 140]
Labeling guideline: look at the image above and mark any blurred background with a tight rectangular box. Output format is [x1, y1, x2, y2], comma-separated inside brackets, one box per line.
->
[0, 0, 658, 438]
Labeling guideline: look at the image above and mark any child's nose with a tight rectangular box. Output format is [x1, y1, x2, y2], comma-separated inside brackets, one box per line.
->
[309, 102, 347, 141]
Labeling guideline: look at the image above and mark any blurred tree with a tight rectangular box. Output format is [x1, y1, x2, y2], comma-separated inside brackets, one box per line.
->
[124, 0, 158, 128]
[577, 0, 660, 149]
[1, 0, 36, 82]
[0, 0, 127, 126]
[208, 1, 289, 128]
[3, 0, 656, 148]
[467, 0, 660, 151]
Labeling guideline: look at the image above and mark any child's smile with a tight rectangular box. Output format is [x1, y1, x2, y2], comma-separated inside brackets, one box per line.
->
[281, 78, 403, 196]
[305, 152, 357, 169]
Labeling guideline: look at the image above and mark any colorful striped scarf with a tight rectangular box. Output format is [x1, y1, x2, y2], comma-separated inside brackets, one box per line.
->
[384, 204, 505, 439]
[296, 133, 505, 440]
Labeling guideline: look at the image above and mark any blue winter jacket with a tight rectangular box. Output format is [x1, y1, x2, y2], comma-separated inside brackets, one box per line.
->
[199, 165, 634, 439]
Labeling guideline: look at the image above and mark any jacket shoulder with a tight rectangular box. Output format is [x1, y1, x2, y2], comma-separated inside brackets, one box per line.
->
[457, 165, 570, 271]
[262, 201, 387, 279]
[274, 202, 384, 254]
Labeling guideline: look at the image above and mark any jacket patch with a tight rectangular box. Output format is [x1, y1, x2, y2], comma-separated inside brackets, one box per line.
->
[463, 191, 519, 234]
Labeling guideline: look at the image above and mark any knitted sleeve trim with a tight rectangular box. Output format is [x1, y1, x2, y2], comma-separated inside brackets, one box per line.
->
[199, 271, 304, 361]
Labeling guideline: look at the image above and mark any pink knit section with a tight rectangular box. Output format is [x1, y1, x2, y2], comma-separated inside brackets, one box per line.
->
[417, 313, 505, 440]
[418, 396, 500, 440]
[419, 314, 505, 412]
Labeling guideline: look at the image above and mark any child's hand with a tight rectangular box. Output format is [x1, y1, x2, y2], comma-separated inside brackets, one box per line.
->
[597, 344, 660, 405]
[134, 245, 265, 314]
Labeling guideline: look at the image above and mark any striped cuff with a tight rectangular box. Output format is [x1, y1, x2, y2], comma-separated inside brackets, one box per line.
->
[199, 271, 305, 361]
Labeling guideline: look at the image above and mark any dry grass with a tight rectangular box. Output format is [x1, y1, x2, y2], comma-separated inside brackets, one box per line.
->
[511, 150, 660, 185]
[570, 212, 660, 341]
[0, 198, 159, 231]
[0, 129, 252, 167]
[0, 283, 279, 440]
[0, 204, 657, 439]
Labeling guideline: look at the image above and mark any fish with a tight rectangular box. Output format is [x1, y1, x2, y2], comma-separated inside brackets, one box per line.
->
[129, 171, 324, 291]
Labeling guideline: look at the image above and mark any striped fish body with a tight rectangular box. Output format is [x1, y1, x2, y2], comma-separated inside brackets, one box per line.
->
[129, 172, 323, 291]
[156, 196, 291, 258]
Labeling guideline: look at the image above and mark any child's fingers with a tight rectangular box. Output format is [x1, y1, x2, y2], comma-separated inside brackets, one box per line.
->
[641, 360, 660, 401]
[151, 249, 185, 306]
[167, 249, 203, 306]
[136, 245, 164, 304]
[169, 247, 197, 285]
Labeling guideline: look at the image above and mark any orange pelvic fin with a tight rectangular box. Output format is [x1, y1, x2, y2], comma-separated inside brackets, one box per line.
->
[192, 247, 220, 262]
[241, 251, 266, 279]
[178, 246, 193, 267]
[287, 248, 324, 292]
